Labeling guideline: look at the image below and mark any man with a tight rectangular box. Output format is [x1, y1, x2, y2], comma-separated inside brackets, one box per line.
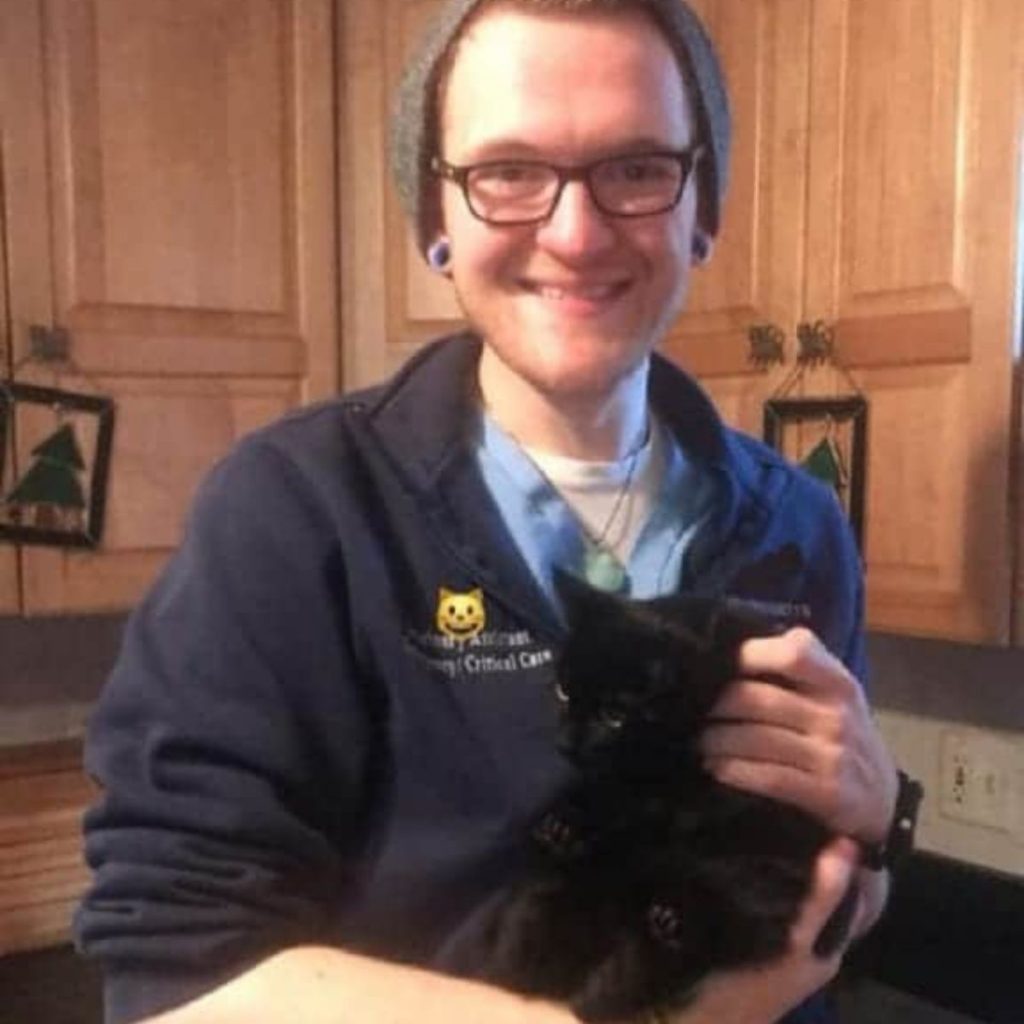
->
[76, 2, 907, 1022]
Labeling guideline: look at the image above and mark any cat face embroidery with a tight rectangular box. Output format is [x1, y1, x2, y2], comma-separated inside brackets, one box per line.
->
[436, 586, 486, 642]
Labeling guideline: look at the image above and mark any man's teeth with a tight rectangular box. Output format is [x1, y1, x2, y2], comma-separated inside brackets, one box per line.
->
[534, 283, 621, 300]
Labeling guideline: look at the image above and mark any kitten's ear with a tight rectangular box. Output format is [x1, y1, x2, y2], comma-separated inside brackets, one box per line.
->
[553, 567, 623, 625]
[728, 543, 804, 599]
[438, 586, 453, 602]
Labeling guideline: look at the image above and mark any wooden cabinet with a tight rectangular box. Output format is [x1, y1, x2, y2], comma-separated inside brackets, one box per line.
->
[0, 0, 339, 615]
[671, 0, 1024, 644]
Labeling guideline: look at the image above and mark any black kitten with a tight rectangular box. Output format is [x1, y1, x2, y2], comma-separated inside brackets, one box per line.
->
[437, 572, 858, 1022]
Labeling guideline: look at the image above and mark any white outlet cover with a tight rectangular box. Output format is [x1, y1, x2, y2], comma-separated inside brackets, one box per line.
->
[938, 728, 1016, 833]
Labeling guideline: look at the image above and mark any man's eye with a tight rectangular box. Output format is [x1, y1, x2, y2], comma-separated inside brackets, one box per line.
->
[618, 159, 670, 182]
[493, 165, 530, 182]
[474, 164, 547, 188]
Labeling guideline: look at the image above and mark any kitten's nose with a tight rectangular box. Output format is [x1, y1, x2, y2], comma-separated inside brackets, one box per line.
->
[556, 722, 577, 756]
[558, 720, 613, 764]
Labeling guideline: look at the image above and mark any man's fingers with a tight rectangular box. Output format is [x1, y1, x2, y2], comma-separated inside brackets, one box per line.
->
[703, 755, 829, 821]
[738, 628, 861, 701]
[705, 679, 823, 734]
[700, 721, 826, 775]
[791, 837, 860, 957]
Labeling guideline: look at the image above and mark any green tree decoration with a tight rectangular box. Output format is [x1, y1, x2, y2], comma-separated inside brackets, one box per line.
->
[6, 421, 87, 531]
[801, 436, 847, 495]
[0, 380, 115, 548]
[763, 396, 867, 550]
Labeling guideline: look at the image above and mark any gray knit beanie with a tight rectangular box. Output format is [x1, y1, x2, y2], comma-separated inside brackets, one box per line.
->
[390, 0, 732, 259]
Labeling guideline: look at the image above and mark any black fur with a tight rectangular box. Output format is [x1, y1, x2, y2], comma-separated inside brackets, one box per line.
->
[437, 572, 857, 1021]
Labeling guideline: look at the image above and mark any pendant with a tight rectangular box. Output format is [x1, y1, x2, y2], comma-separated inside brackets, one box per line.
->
[583, 545, 628, 593]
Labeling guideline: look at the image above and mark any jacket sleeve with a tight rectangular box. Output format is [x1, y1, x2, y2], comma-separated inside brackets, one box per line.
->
[74, 436, 379, 1024]
[804, 477, 868, 686]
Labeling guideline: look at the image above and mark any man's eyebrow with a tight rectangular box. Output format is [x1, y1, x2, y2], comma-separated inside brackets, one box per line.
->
[454, 139, 543, 162]
[454, 136, 687, 163]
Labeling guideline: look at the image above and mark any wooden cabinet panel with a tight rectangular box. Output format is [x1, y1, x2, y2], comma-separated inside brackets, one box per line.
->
[341, 0, 464, 390]
[1, 0, 338, 614]
[61, 0, 292, 316]
[806, 0, 972, 347]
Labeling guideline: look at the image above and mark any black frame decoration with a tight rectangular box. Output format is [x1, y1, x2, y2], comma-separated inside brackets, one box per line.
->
[763, 396, 867, 548]
[0, 380, 115, 548]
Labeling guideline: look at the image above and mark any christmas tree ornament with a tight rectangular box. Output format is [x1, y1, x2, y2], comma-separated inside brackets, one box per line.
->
[0, 380, 115, 548]
[762, 321, 868, 548]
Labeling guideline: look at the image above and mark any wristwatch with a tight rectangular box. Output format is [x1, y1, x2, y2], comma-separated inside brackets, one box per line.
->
[860, 769, 924, 871]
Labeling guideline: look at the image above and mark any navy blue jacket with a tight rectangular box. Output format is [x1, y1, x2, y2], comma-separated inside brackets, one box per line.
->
[75, 333, 865, 1024]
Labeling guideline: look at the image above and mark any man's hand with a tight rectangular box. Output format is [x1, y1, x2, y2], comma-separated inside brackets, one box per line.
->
[674, 837, 864, 1024]
[699, 627, 898, 845]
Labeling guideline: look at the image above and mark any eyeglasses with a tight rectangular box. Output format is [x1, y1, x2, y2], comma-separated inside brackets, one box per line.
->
[431, 146, 704, 226]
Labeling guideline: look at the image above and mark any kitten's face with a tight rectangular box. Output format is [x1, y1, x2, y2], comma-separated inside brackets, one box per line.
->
[554, 576, 772, 762]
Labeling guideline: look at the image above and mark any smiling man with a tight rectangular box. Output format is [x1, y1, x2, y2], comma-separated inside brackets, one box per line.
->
[76, 3, 912, 1024]
[437, 6, 703, 455]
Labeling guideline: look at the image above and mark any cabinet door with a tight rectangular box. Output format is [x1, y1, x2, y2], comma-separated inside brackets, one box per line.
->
[806, 0, 1023, 642]
[664, 0, 812, 438]
[0, 0, 338, 614]
[341, 0, 465, 390]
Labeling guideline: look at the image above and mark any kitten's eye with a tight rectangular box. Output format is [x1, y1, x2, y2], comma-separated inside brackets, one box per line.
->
[600, 708, 625, 730]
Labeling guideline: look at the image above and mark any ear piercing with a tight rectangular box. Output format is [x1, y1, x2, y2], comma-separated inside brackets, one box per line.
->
[427, 237, 452, 271]
[691, 234, 711, 261]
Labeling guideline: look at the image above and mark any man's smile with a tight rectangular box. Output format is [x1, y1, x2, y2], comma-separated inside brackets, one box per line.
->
[519, 278, 632, 312]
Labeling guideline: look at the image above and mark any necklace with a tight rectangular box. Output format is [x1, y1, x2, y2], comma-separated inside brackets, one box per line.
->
[576, 442, 643, 593]
[483, 409, 648, 593]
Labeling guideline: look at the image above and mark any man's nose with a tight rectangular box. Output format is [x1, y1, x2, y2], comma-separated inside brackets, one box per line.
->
[535, 180, 616, 258]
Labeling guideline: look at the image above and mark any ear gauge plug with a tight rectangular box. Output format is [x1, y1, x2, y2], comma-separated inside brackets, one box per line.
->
[427, 237, 452, 272]
[691, 234, 711, 262]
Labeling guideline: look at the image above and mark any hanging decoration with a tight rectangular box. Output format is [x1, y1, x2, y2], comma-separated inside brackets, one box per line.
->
[0, 380, 115, 548]
[762, 321, 868, 548]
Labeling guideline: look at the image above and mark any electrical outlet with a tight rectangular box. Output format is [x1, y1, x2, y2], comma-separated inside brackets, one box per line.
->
[939, 729, 1015, 832]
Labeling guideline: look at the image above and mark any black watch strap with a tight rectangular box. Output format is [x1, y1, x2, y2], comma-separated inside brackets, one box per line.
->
[861, 769, 924, 872]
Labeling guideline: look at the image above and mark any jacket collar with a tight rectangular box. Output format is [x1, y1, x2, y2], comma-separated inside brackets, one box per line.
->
[361, 331, 484, 494]
[359, 332, 781, 620]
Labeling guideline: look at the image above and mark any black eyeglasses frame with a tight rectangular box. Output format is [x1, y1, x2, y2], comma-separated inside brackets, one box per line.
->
[430, 146, 704, 226]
